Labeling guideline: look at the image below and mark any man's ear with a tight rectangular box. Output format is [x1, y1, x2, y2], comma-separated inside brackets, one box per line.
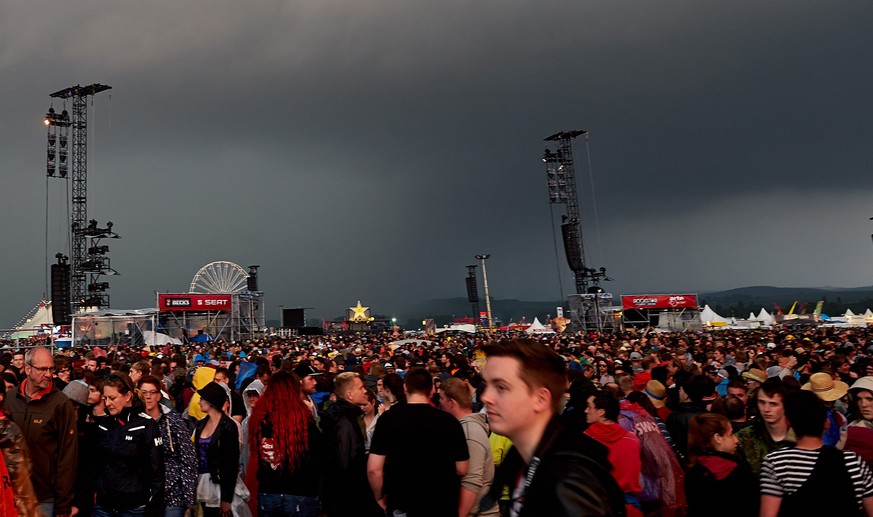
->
[532, 386, 552, 414]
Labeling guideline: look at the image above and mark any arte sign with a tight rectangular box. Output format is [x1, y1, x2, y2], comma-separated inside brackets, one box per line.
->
[158, 294, 232, 312]
[621, 294, 698, 311]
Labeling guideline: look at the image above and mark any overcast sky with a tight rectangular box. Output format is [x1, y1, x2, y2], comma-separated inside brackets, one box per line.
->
[2, 0, 872, 327]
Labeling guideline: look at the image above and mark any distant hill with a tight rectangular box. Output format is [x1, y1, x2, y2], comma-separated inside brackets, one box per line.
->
[396, 286, 873, 327]
[700, 286, 873, 318]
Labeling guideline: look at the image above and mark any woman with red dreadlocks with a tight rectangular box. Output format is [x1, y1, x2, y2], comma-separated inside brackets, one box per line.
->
[248, 370, 323, 517]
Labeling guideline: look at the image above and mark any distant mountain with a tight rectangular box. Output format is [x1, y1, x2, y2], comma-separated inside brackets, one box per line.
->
[699, 286, 873, 318]
[398, 286, 873, 327]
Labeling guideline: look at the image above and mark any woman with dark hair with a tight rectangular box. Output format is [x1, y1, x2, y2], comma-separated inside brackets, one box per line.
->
[0, 373, 17, 394]
[685, 413, 757, 517]
[560, 376, 599, 433]
[95, 373, 164, 517]
[361, 388, 380, 452]
[193, 381, 239, 517]
[377, 373, 405, 413]
[596, 359, 615, 385]
[248, 370, 322, 517]
[138, 375, 197, 517]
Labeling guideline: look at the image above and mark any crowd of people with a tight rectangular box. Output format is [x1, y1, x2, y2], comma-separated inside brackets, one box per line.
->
[0, 325, 871, 516]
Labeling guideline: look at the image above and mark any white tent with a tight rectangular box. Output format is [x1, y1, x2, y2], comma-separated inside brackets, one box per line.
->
[747, 312, 758, 321]
[8, 300, 54, 339]
[525, 317, 555, 334]
[865, 309, 873, 316]
[140, 330, 182, 346]
[435, 324, 476, 334]
[700, 305, 730, 325]
[757, 308, 773, 324]
[845, 309, 856, 317]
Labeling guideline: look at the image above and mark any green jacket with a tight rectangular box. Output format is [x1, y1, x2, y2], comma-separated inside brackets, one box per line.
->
[736, 422, 795, 476]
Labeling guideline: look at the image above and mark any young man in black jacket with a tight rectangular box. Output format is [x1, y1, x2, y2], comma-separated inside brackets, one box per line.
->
[479, 339, 626, 517]
[320, 372, 383, 517]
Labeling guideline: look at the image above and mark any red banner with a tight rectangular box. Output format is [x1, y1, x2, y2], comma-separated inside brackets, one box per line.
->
[621, 294, 698, 311]
[158, 293, 232, 312]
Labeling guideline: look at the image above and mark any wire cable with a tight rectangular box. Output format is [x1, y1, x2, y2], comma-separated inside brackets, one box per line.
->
[549, 203, 565, 302]
[44, 175, 49, 300]
[583, 134, 604, 267]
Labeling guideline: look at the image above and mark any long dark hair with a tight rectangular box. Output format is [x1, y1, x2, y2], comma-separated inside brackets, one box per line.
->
[382, 373, 407, 404]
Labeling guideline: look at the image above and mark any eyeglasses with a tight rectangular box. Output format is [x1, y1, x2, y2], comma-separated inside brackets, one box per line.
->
[140, 390, 161, 397]
[27, 363, 55, 374]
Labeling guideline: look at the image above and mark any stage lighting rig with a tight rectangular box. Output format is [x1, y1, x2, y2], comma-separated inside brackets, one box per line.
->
[46, 83, 114, 312]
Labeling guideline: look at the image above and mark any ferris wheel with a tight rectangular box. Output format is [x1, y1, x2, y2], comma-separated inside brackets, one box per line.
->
[189, 261, 250, 293]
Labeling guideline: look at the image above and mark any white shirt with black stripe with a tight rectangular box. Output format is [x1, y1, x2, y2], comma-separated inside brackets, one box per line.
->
[760, 447, 873, 508]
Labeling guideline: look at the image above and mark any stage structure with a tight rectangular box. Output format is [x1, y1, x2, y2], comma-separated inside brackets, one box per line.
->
[71, 308, 168, 348]
[325, 301, 392, 333]
[620, 294, 702, 331]
[542, 130, 612, 332]
[46, 84, 118, 319]
[156, 261, 265, 342]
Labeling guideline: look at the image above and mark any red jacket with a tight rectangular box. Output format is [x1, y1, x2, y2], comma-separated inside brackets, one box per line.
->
[585, 421, 642, 494]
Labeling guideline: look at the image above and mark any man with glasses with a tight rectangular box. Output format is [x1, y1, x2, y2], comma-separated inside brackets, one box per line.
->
[6, 347, 77, 517]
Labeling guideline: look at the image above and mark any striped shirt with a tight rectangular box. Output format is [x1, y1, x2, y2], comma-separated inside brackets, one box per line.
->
[760, 447, 873, 507]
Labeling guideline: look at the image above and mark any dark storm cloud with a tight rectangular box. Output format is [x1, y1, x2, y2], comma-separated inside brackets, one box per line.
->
[1, 0, 872, 326]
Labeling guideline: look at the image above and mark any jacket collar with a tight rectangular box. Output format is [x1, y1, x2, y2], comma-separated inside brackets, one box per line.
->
[18, 379, 53, 401]
[335, 398, 363, 416]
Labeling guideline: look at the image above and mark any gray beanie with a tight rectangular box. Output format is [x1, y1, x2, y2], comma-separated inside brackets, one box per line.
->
[62, 379, 90, 406]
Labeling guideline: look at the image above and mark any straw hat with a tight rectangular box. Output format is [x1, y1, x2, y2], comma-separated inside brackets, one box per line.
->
[802, 372, 849, 402]
[742, 368, 766, 384]
[644, 380, 668, 409]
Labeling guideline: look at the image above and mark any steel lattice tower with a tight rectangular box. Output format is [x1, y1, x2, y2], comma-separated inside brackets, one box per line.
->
[544, 130, 589, 293]
[50, 84, 112, 312]
[543, 130, 611, 332]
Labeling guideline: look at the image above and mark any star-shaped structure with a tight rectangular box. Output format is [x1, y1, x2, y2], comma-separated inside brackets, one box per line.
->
[349, 301, 370, 322]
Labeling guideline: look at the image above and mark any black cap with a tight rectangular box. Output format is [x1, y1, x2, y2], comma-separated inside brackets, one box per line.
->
[294, 364, 322, 378]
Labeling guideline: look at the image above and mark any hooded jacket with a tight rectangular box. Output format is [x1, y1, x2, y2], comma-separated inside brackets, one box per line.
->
[458, 412, 499, 516]
[153, 404, 197, 508]
[188, 366, 217, 421]
[585, 421, 642, 495]
[684, 452, 757, 517]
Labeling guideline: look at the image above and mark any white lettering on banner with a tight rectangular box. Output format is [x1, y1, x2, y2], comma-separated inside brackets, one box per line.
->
[633, 298, 658, 306]
[668, 296, 686, 307]
[166, 298, 191, 307]
[197, 299, 228, 307]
